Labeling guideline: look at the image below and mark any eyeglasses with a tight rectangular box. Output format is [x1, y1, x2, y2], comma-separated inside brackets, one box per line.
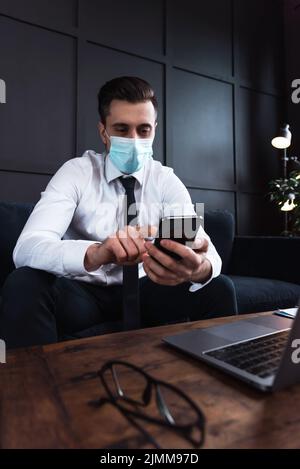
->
[90, 360, 205, 449]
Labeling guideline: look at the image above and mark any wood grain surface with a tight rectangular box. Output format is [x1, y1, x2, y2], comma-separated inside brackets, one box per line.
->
[1, 312, 299, 449]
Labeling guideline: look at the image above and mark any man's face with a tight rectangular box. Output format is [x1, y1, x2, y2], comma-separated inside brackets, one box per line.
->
[98, 99, 157, 151]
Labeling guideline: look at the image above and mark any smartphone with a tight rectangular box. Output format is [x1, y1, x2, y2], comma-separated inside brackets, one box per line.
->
[153, 215, 202, 260]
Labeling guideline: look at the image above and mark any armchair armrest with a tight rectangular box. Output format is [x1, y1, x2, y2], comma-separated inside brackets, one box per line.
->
[228, 236, 300, 285]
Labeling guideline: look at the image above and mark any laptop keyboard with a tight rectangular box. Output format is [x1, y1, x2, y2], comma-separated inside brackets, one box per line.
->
[204, 330, 290, 378]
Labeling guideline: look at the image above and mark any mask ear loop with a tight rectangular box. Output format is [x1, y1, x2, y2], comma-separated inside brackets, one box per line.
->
[104, 129, 111, 143]
[103, 129, 112, 156]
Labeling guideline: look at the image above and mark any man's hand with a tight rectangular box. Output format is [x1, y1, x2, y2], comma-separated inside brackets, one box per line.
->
[142, 238, 212, 286]
[84, 225, 156, 272]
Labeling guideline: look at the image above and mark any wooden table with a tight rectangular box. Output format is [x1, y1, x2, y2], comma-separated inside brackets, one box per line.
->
[1, 312, 300, 449]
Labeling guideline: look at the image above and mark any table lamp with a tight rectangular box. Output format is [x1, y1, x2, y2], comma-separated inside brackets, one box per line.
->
[271, 124, 300, 234]
[271, 124, 292, 179]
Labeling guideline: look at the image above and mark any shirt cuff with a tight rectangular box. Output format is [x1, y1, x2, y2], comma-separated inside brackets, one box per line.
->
[189, 278, 211, 292]
[188, 254, 218, 293]
[62, 240, 107, 281]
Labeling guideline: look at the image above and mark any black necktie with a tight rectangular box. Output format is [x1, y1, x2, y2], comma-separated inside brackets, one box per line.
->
[120, 177, 140, 330]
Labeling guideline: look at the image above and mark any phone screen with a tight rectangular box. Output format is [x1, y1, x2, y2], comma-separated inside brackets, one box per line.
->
[154, 216, 202, 260]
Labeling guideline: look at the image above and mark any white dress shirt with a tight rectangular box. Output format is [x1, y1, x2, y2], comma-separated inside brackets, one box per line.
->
[13, 150, 222, 291]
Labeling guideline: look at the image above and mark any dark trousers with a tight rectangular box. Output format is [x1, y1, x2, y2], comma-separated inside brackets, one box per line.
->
[0, 267, 238, 349]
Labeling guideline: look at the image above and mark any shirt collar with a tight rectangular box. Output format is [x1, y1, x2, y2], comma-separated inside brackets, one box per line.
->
[104, 153, 145, 185]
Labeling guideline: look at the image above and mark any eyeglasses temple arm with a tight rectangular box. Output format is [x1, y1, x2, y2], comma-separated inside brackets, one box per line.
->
[155, 385, 176, 425]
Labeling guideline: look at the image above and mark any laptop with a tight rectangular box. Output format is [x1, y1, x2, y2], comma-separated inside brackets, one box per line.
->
[163, 306, 300, 392]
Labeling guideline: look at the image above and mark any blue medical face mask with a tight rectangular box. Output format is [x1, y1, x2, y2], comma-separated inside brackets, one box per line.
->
[105, 131, 154, 174]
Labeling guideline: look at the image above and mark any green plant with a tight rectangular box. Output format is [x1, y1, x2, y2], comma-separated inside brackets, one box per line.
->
[268, 170, 300, 235]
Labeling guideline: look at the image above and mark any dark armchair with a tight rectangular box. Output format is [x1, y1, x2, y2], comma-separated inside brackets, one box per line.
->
[228, 235, 300, 313]
[197, 210, 300, 314]
[0, 202, 300, 320]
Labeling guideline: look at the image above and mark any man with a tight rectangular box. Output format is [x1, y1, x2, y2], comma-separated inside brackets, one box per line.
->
[0, 76, 237, 349]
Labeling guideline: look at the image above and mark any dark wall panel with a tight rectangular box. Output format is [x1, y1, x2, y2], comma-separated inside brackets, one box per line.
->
[188, 188, 235, 215]
[81, 0, 164, 57]
[236, 0, 284, 92]
[79, 42, 164, 162]
[171, 69, 234, 189]
[0, 16, 76, 174]
[285, 0, 300, 157]
[238, 192, 283, 236]
[0, 0, 77, 29]
[0, 172, 51, 203]
[237, 88, 282, 193]
[0, 0, 286, 236]
[170, 0, 232, 77]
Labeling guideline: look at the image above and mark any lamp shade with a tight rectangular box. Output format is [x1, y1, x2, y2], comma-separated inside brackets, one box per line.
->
[271, 124, 292, 149]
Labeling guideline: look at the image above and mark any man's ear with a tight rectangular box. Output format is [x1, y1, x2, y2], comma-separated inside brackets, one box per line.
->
[98, 122, 108, 146]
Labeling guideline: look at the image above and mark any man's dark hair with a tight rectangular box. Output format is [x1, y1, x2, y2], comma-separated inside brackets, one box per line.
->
[97, 76, 158, 124]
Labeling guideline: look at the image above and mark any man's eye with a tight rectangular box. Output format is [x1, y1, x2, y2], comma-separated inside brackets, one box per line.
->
[140, 128, 151, 135]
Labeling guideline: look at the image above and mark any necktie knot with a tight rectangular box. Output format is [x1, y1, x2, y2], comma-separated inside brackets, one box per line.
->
[120, 176, 136, 194]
